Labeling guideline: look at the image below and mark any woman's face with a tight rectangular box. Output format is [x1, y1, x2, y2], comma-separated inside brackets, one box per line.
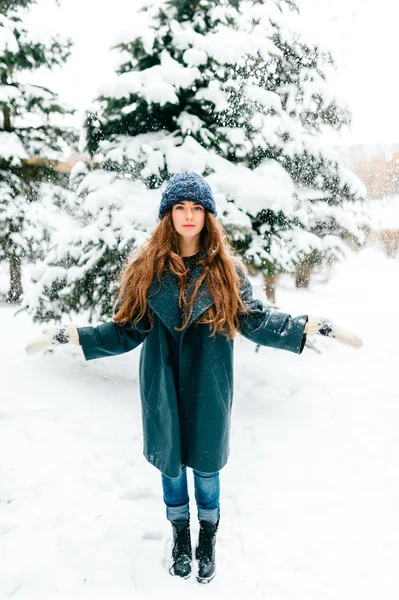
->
[171, 201, 206, 238]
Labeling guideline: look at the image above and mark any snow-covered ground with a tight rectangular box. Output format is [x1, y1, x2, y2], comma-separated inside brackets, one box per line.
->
[1, 245, 398, 599]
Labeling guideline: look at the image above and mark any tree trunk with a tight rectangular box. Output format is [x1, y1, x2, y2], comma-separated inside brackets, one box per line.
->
[8, 255, 23, 303]
[3, 104, 10, 131]
[264, 273, 280, 304]
[380, 229, 399, 257]
[1, 72, 11, 131]
[295, 258, 314, 288]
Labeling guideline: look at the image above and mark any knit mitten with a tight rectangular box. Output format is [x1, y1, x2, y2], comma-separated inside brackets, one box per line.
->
[25, 324, 80, 354]
[307, 316, 363, 348]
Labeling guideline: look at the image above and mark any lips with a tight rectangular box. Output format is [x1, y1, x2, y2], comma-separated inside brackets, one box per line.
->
[183, 225, 195, 227]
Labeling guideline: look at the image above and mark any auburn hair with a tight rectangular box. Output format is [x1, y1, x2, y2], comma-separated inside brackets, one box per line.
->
[113, 209, 250, 339]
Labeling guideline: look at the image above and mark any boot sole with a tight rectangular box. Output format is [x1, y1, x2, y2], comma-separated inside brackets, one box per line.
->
[196, 570, 216, 584]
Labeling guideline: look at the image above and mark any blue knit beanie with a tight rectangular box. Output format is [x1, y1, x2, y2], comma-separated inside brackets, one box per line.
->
[158, 171, 217, 220]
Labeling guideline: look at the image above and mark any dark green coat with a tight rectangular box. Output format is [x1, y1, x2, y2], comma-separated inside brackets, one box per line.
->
[77, 263, 308, 478]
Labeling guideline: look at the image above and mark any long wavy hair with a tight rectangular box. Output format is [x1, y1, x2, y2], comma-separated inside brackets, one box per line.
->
[113, 209, 250, 339]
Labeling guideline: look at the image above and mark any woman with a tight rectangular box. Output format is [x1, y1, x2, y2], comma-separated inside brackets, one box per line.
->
[26, 171, 362, 584]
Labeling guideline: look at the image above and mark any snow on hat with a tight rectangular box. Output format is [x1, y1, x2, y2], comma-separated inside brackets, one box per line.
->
[158, 171, 217, 220]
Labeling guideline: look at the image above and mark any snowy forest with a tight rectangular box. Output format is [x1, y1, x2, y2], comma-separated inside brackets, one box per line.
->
[2, 0, 399, 598]
[0, 0, 372, 317]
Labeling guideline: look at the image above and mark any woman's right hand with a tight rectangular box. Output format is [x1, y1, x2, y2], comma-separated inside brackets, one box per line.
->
[25, 324, 80, 354]
[306, 316, 363, 348]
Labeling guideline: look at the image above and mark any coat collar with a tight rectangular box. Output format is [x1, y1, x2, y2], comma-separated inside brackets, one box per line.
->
[147, 248, 213, 343]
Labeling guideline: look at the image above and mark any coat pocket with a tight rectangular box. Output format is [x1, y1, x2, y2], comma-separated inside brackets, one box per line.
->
[210, 360, 231, 417]
[142, 368, 160, 415]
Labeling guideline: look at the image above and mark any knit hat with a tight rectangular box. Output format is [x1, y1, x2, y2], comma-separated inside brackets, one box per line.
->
[158, 171, 217, 220]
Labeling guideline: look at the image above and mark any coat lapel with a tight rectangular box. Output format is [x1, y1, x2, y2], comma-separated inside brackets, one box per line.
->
[183, 263, 213, 334]
[147, 257, 214, 343]
[147, 269, 181, 343]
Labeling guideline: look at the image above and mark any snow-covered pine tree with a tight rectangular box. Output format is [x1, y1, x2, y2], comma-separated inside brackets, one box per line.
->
[88, 0, 369, 276]
[228, 0, 370, 289]
[0, 0, 76, 303]
[23, 0, 369, 323]
[20, 159, 158, 323]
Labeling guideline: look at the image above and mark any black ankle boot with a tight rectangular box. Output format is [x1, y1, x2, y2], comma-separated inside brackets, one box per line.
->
[169, 518, 192, 578]
[195, 520, 219, 583]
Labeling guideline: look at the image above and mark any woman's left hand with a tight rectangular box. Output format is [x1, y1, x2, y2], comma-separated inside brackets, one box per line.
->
[25, 324, 80, 354]
[306, 316, 363, 348]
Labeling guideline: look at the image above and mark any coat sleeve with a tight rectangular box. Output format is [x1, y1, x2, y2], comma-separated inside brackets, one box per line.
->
[77, 313, 150, 361]
[237, 270, 308, 354]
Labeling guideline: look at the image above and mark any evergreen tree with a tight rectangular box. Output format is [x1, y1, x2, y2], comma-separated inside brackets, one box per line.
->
[21, 160, 156, 322]
[0, 0, 76, 302]
[87, 0, 369, 275]
[23, 0, 370, 323]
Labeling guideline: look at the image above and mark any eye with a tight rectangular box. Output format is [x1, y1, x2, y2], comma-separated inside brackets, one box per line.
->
[195, 206, 203, 210]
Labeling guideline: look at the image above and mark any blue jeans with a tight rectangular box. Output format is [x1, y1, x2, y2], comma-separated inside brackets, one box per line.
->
[161, 465, 220, 524]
